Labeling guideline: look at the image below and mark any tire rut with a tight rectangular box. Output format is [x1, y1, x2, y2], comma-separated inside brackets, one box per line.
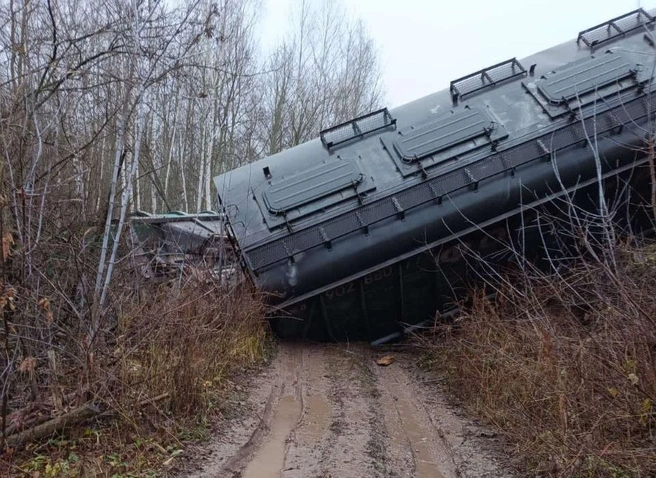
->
[283, 345, 384, 477]
[182, 343, 514, 478]
[373, 356, 458, 478]
[241, 343, 304, 478]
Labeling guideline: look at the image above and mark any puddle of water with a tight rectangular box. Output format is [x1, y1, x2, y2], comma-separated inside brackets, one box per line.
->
[296, 395, 332, 446]
[242, 395, 302, 478]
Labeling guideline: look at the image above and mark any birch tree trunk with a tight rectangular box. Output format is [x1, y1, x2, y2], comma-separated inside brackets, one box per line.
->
[100, 95, 148, 308]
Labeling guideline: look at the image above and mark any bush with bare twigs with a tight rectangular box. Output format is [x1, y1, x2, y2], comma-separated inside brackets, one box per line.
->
[420, 241, 656, 477]
[1, 253, 270, 475]
[110, 280, 269, 417]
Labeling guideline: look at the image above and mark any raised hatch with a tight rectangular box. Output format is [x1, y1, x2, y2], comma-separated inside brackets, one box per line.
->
[262, 159, 373, 220]
[392, 108, 503, 163]
[537, 53, 636, 105]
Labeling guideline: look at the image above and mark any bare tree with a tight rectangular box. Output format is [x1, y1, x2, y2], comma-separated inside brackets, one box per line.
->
[0, 0, 384, 436]
[259, 0, 383, 155]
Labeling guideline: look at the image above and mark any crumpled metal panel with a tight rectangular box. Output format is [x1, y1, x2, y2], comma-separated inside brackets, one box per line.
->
[128, 211, 229, 279]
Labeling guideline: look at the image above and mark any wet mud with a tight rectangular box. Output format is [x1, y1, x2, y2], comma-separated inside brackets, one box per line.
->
[181, 343, 513, 478]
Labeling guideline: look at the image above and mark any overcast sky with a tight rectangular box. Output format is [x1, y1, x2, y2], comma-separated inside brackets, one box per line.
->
[260, 0, 656, 107]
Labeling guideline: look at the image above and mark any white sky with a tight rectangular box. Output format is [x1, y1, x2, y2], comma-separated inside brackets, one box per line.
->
[260, 0, 656, 107]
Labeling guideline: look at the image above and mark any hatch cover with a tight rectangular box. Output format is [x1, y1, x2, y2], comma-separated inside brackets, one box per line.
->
[537, 53, 636, 105]
[263, 159, 365, 215]
[392, 108, 504, 163]
[258, 159, 376, 230]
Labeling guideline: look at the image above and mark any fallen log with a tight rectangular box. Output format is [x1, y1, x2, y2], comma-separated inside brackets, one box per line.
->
[6, 403, 101, 446]
[3, 412, 49, 437]
[2, 390, 88, 438]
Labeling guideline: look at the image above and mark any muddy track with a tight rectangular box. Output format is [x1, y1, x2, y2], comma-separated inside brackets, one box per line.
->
[182, 343, 513, 478]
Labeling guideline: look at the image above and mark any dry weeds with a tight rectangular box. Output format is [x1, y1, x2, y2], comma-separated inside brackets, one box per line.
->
[420, 245, 656, 477]
[1, 275, 270, 476]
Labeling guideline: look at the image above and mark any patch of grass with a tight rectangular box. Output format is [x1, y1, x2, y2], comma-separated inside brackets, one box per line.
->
[418, 245, 656, 477]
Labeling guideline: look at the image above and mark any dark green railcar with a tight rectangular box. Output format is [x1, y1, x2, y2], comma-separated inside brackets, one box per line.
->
[214, 9, 656, 343]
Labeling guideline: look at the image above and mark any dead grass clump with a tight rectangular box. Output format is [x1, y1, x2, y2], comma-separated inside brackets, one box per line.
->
[108, 280, 269, 418]
[1, 276, 270, 476]
[421, 247, 656, 477]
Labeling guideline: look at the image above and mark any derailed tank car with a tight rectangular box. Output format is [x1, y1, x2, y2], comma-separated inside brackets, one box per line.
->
[215, 9, 656, 343]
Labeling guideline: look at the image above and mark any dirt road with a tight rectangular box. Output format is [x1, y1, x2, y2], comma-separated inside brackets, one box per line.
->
[180, 343, 513, 478]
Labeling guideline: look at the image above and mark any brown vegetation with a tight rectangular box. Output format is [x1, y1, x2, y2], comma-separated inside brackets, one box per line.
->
[0, 0, 382, 474]
[1, 274, 269, 476]
[420, 244, 656, 477]
[111, 280, 269, 417]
